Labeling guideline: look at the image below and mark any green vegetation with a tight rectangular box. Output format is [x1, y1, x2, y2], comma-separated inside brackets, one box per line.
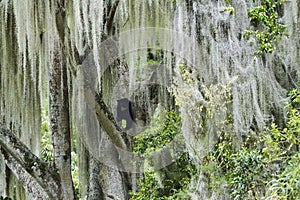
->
[220, 6, 235, 15]
[134, 110, 182, 156]
[244, 0, 288, 54]
[71, 151, 80, 197]
[178, 64, 194, 84]
[70, 129, 80, 198]
[170, 65, 299, 199]
[41, 108, 53, 162]
[131, 152, 196, 200]
[205, 89, 300, 199]
[131, 110, 197, 200]
[220, 0, 234, 15]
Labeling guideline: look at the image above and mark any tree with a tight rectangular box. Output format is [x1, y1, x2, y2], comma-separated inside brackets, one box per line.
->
[0, 0, 299, 199]
[0, 0, 130, 199]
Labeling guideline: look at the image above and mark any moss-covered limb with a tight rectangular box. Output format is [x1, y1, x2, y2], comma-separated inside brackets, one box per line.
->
[80, 53, 131, 152]
[3, 153, 49, 199]
[105, 0, 120, 34]
[82, 85, 133, 197]
[81, 65, 132, 194]
[0, 124, 61, 199]
[94, 92, 131, 152]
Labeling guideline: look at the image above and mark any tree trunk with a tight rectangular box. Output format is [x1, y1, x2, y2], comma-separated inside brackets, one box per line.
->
[87, 156, 103, 199]
[49, 48, 75, 200]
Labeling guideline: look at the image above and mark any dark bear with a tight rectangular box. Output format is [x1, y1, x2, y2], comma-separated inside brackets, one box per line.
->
[116, 98, 134, 130]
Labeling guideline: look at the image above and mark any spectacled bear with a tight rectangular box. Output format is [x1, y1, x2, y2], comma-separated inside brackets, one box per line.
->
[117, 98, 134, 130]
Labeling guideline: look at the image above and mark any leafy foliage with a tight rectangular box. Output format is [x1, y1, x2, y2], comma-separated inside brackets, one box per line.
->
[220, 6, 235, 15]
[131, 110, 196, 200]
[71, 127, 80, 198]
[264, 89, 300, 199]
[244, 0, 287, 54]
[131, 152, 196, 200]
[134, 110, 182, 157]
[266, 152, 300, 199]
[71, 152, 80, 198]
[41, 109, 53, 162]
[205, 89, 300, 199]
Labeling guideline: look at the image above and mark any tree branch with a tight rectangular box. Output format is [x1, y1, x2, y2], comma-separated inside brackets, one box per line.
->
[81, 50, 131, 152]
[106, 0, 120, 34]
[94, 93, 131, 151]
[3, 153, 49, 199]
[0, 124, 61, 199]
[82, 81, 131, 152]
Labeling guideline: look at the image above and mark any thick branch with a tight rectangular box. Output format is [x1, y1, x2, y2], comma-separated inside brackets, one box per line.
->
[0, 124, 61, 199]
[94, 93, 131, 151]
[81, 51, 131, 152]
[3, 153, 49, 199]
[82, 81, 131, 152]
[106, 0, 120, 34]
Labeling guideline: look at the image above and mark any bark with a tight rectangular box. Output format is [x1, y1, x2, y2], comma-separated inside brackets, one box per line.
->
[55, 0, 131, 198]
[82, 74, 132, 198]
[56, 0, 80, 76]
[95, 93, 131, 151]
[105, 0, 120, 34]
[49, 48, 75, 200]
[87, 157, 103, 200]
[80, 49, 132, 166]
[0, 124, 61, 199]
[0, 153, 6, 195]
[3, 153, 49, 199]
[87, 155, 129, 200]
